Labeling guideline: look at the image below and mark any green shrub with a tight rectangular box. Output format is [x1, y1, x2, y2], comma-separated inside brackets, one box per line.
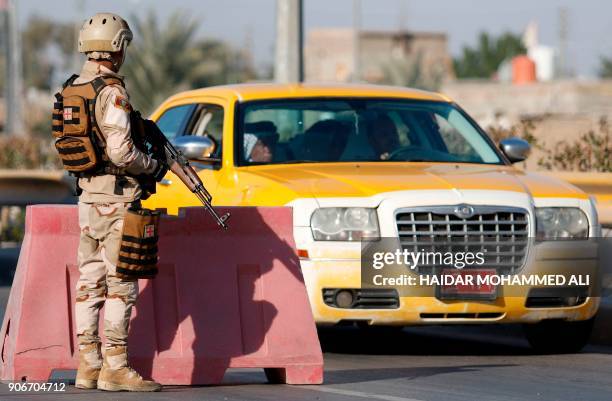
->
[486, 119, 540, 148]
[486, 117, 611, 172]
[537, 117, 611, 172]
[0, 206, 25, 243]
[0, 136, 61, 170]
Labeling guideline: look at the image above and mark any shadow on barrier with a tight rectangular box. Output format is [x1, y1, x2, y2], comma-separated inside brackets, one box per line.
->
[128, 206, 312, 384]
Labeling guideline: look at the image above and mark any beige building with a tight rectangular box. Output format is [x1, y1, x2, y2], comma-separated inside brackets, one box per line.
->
[305, 28, 454, 85]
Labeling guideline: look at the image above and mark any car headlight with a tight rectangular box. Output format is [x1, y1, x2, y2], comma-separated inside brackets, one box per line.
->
[535, 207, 588, 240]
[311, 207, 380, 241]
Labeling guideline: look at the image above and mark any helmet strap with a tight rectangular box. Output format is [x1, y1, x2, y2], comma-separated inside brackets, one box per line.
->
[112, 43, 128, 71]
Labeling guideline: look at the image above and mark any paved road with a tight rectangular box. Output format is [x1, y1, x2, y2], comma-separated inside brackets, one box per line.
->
[0, 282, 610, 401]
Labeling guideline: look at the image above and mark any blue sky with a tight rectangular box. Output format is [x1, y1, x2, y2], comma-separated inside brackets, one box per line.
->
[17, 0, 612, 77]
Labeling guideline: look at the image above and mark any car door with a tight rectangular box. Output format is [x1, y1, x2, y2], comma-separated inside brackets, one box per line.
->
[144, 101, 227, 214]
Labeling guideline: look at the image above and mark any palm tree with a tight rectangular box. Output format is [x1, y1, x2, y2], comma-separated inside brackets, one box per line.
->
[381, 52, 443, 91]
[123, 11, 255, 115]
[453, 32, 526, 79]
[599, 57, 612, 78]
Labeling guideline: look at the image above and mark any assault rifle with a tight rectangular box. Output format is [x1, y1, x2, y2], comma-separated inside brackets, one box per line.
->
[131, 111, 230, 230]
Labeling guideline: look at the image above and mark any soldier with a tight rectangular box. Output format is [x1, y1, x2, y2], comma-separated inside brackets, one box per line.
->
[67, 13, 165, 392]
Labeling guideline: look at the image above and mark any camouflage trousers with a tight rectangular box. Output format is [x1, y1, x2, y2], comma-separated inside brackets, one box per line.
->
[75, 202, 138, 349]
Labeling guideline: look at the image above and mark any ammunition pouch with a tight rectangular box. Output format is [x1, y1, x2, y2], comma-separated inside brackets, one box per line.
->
[52, 91, 100, 173]
[116, 208, 161, 280]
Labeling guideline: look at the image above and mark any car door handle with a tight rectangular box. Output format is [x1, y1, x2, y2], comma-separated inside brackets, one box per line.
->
[160, 179, 173, 186]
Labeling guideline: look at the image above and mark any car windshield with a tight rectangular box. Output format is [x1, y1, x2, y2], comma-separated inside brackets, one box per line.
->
[237, 98, 502, 166]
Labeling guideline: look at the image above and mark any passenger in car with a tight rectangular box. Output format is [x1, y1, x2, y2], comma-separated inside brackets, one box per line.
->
[366, 113, 401, 160]
[243, 121, 279, 163]
[302, 119, 350, 161]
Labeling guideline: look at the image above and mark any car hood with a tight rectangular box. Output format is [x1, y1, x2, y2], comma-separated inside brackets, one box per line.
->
[240, 162, 587, 203]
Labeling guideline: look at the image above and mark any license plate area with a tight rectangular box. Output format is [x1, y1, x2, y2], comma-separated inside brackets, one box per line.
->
[436, 269, 498, 300]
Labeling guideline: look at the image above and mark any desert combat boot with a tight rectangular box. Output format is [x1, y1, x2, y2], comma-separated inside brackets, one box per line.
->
[97, 346, 162, 392]
[75, 343, 102, 389]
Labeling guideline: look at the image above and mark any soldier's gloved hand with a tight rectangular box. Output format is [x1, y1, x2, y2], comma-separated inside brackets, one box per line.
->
[152, 160, 169, 182]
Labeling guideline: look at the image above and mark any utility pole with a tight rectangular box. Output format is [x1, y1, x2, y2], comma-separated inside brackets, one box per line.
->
[73, 0, 85, 73]
[274, 0, 303, 83]
[558, 7, 568, 79]
[1, 0, 8, 134]
[0, 1, 6, 125]
[3, 0, 24, 135]
[398, 0, 407, 32]
[352, 0, 361, 83]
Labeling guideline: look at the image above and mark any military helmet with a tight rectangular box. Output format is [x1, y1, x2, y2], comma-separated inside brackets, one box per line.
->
[78, 13, 133, 54]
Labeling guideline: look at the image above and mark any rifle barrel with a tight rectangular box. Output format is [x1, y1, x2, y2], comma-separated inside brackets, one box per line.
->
[195, 190, 230, 230]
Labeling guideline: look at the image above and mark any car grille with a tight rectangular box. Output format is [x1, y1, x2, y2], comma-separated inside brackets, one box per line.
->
[395, 206, 529, 275]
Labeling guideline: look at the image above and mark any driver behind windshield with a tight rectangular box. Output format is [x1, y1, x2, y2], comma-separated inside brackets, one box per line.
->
[366, 113, 400, 160]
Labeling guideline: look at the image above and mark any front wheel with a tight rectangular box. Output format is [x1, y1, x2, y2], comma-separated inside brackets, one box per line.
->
[523, 318, 594, 354]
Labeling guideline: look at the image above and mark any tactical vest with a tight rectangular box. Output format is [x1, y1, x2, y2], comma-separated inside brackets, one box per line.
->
[52, 75, 127, 176]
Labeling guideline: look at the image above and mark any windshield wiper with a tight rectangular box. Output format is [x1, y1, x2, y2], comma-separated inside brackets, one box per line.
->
[265, 160, 321, 165]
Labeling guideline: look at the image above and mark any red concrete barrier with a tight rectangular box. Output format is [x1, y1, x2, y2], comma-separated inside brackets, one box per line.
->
[0, 205, 323, 385]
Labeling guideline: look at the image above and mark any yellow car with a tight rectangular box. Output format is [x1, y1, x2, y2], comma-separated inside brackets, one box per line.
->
[144, 83, 601, 353]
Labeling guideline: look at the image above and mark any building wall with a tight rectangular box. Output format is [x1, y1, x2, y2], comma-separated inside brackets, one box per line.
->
[441, 80, 612, 170]
[442, 80, 612, 124]
[359, 32, 453, 84]
[305, 28, 453, 84]
[305, 29, 354, 83]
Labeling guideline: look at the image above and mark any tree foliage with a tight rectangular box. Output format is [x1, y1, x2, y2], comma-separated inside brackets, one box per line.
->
[454, 32, 526, 79]
[21, 16, 75, 90]
[599, 57, 612, 78]
[0, 135, 60, 169]
[15, 12, 255, 105]
[538, 117, 611, 172]
[0, 53, 4, 94]
[122, 11, 255, 114]
[487, 118, 611, 172]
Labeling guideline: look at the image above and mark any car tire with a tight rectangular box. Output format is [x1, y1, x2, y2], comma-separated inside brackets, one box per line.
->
[523, 318, 594, 354]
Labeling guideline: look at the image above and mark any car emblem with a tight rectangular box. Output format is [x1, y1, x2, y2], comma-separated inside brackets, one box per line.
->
[454, 204, 475, 219]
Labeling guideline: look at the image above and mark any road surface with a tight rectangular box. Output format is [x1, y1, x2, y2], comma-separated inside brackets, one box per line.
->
[0, 284, 610, 401]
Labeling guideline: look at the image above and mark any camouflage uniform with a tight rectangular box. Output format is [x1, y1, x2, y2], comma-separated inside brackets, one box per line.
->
[74, 60, 158, 383]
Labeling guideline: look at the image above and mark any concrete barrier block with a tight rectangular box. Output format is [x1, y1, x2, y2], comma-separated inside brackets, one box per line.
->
[0, 205, 323, 385]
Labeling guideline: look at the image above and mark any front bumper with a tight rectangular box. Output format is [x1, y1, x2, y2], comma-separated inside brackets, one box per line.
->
[300, 240, 601, 325]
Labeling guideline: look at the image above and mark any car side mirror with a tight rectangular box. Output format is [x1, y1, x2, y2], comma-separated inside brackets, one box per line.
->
[172, 136, 218, 163]
[499, 137, 531, 163]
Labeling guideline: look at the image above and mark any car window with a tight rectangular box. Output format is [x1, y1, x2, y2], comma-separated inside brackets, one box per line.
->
[237, 99, 502, 165]
[184, 104, 225, 159]
[155, 104, 194, 140]
[435, 113, 480, 160]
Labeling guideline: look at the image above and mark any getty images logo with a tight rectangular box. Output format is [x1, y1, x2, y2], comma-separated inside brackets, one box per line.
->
[454, 204, 475, 219]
